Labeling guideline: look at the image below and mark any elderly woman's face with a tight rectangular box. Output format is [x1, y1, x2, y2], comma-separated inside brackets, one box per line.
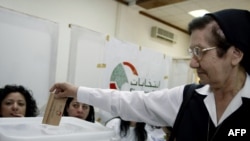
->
[66, 98, 90, 120]
[0, 92, 27, 117]
[189, 21, 234, 86]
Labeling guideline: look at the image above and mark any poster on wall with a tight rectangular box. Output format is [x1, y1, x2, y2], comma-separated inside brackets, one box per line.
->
[102, 37, 171, 92]
[69, 25, 172, 93]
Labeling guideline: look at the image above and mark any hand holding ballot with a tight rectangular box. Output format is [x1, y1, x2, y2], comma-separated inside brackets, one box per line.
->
[50, 82, 78, 98]
[43, 82, 78, 126]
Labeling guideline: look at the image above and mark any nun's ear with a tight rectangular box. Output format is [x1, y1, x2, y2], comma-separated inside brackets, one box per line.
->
[230, 47, 243, 66]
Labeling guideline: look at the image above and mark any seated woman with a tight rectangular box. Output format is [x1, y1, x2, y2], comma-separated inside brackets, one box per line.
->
[0, 84, 39, 117]
[105, 117, 148, 141]
[63, 97, 95, 123]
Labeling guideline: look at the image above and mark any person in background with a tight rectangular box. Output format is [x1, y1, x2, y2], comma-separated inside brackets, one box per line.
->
[105, 116, 148, 141]
[50, 9, 250, 140]
[145, 125, 168, 141]
[0, 84, 39, 117]
[63, 97, 95, 123]
[95, 108, 114, 125]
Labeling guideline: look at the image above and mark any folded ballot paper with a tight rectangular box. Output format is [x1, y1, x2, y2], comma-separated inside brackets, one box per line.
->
[42, 93, 67, 126]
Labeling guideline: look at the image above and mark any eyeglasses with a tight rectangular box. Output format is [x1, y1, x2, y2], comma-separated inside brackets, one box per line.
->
[188, 46, 216, 60]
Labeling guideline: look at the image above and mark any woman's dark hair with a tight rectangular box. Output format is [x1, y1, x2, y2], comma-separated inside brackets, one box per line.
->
[0, 84, 39, 117]
[63, 97, 95, 123]
[188, 15, 232, 58]
[107, 117, 147, 141]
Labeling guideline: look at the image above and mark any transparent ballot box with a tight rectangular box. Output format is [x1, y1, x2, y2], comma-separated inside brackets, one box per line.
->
[0, 117, 114, 141]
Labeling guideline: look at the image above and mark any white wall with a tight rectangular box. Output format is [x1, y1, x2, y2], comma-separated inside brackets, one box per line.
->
[116, 4, 190, 57]
[0, 0, 190, 86]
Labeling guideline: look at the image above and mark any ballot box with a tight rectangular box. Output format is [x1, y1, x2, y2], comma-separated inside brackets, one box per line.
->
[0, 117, 115, 141]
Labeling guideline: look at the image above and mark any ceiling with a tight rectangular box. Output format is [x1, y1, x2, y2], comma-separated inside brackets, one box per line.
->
[116, 0, 250, 34]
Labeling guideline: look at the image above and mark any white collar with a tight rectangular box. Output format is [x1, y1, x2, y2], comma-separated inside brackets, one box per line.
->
[194, 74, 250, 126]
